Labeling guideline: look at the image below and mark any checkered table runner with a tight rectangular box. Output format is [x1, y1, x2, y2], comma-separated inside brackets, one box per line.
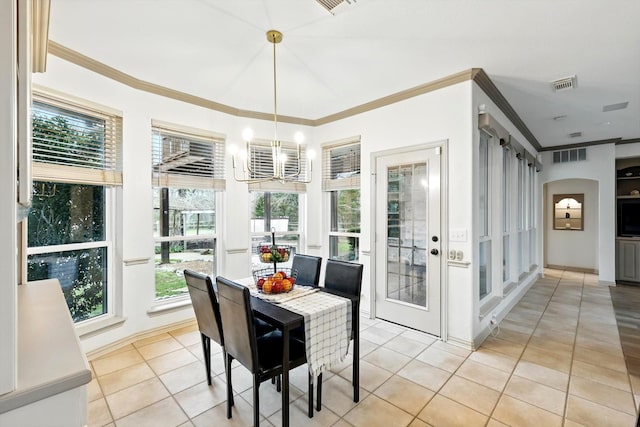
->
[236, 277, 352, 378]
[279, 291, 352, 380]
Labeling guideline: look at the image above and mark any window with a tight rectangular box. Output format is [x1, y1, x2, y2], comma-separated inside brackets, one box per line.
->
[528, 163, 537, 268]
[479, 131, 491, 300]
[250, 192, 301, 269]
[323, 139, 361, 261]
[516, 154, 527, 276]
[152, 121, 224, 300]
[502, 147, 511, 284]
[26, 94, 122, 322]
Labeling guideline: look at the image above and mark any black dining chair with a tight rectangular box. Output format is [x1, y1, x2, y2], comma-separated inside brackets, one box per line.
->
[183, 269, 227, 389]
[317, 259, 364, 410]
[216, 276, 314, 425]
[291, 254, 322, 287]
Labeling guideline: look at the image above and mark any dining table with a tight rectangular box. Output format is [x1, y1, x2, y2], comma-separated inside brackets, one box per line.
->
[238, 278, 354, 427]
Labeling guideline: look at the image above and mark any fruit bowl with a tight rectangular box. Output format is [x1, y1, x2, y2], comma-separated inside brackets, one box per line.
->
[253, 268, 296, 294]
[258, 245, 291, 263]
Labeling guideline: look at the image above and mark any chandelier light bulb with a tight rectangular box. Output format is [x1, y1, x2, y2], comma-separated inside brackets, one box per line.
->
[307, 149, 316, 160]
[239, 149, 248, 161]
[280, 154, 288, 164]
[228, 144, 238, 155]
[294, 131, 305, 145]
[242, 127, 254, 142]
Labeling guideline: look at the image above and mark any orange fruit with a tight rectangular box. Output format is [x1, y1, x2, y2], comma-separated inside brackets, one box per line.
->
[262, 280, 273, 294]
[282, 278, 292, 292]
[273, 272, 284, 280]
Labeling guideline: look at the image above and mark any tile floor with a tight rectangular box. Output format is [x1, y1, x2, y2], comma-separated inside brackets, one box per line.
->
[87, 269, 640, 426]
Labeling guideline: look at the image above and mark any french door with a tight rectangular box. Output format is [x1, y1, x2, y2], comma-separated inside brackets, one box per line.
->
[374, 147, 442, 335]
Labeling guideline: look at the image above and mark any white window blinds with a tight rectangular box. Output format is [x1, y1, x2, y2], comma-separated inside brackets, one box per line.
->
[246, 139, 309, 192]
[32, 94, 123, 186]
[322, 138, 361, 191]
[151, 120, 226, 190]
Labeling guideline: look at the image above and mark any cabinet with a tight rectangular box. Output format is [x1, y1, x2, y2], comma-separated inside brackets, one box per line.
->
[617, 238, 640, 282]
[616, 157, 640, 283]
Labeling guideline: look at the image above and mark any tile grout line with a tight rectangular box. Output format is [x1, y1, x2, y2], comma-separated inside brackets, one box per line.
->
[483, 273, 563, 426]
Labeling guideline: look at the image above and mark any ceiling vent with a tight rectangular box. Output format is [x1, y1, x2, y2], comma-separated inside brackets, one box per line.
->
[569, 131, 582, 138]
[551, 75, 577, 92]
[603, 101, 629, 112]
[315, 0, 356, 14]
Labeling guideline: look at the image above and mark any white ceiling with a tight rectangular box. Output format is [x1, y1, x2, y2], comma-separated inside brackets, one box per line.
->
[48, 0, 640, 149]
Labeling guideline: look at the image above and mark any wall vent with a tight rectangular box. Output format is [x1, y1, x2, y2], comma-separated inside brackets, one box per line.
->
[569, 131, 582, 138]
[603, 101, 629, 112]
[552, 75, 577, 92]
[552, 148, 587, 164]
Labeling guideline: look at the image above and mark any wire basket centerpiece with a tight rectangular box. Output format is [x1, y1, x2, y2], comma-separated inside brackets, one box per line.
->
[258, 245, 291, 263]
[253, 268, 297, 294]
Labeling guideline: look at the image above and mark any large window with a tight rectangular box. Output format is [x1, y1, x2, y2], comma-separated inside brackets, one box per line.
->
[479, 131, 492, 300]
[323, 140, 361, 261]
[502, 147, 512, 284]
[152, 121, 224, 300]
[250, 192, 300, 269]
[26, 94, 122, 322]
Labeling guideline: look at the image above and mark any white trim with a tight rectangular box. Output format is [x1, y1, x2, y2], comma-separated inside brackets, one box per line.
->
[26, 240, 107, 256]
[123, 257, 150, 266]
[32, 84, 123, 117]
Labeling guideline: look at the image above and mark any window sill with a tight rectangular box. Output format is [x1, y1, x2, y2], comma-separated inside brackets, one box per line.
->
[76, 315, 127, 339]
[503, 281, 517, 296]
[479, 296, 501, 319]
[147, 296, 192, 317]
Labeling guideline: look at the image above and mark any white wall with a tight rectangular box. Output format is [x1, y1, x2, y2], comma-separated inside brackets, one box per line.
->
[544, 179, 599, 271]
[540, 144, 616, 283]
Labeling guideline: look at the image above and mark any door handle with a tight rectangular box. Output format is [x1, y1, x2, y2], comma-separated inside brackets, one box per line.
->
[430, 249, 439, 256]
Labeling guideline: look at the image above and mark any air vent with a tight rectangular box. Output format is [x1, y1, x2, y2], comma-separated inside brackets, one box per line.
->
[551, 75, 577, 92]
[315, 0, 356, 13]
[552, 148, 587, 164]
[603, 101, 629, 112]
[569, 132, 582, 138]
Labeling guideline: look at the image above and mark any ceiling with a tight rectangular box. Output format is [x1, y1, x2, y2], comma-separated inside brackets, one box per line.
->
[47, 0, 640, 149]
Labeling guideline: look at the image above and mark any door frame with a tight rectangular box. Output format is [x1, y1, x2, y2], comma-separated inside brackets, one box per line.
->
[369, 140, 449, 339]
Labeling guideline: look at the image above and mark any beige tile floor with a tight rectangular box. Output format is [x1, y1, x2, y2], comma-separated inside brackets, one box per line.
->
[87, 269, 640, 426]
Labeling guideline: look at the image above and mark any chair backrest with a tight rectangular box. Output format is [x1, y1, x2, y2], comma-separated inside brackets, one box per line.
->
[324, 259, 364, 298]
[184, 269, 223, 346]
[291, 254, 322, 287]
[216, 276, 258, 373]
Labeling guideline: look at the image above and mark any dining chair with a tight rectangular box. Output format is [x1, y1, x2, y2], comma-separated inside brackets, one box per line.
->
[183, 269, 227, 388]
[317, 259, 364, 409]
[216, 276, 314, 425]
[291, 254, 322, 287]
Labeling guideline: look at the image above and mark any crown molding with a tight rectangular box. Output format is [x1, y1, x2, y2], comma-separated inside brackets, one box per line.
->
[538, 137, 621, 152]
[48, 41, 539, 150]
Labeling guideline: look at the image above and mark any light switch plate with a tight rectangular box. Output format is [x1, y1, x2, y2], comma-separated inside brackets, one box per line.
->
[449, 228, 467, 242]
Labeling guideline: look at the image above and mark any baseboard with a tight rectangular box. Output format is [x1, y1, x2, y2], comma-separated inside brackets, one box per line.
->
[446, 336, 475, 351]
[545, 264, 598, 274]
[86, 318, 197, 361]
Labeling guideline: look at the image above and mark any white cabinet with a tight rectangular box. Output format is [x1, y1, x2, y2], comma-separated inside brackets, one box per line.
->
[616, 238, 640, 283]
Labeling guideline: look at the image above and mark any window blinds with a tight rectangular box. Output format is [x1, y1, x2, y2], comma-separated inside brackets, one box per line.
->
[246, 139, 309, 192]
[32, 96, 123, 186]
[151, 120, 226, 190]
[322, 138, 361, 191]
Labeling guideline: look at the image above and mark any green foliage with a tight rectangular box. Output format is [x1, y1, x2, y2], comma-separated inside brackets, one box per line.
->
[28, 112, 107, 322]
[155, 270, 188, 298]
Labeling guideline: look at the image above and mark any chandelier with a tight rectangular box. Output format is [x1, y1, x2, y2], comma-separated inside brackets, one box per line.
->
[230, 30, 313, 184]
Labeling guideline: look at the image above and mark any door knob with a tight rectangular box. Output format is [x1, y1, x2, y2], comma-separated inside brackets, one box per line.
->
[430, 249, 439, 255]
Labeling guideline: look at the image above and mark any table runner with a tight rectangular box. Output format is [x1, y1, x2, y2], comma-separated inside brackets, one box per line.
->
[279, 291, 352, 379]
[236, 278, 351, 379]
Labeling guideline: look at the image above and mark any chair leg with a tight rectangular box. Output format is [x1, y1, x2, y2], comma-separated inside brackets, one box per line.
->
[276, 374, 281, 392]
[225, 354, 233, 419]
[222, 349, 234, 406]
[201, 334, 211, 385]
[308, 373, 314, 418]
[253, 376, 260, 427]
[316, 373, 323, 412]
[353, 315, 360, 402]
